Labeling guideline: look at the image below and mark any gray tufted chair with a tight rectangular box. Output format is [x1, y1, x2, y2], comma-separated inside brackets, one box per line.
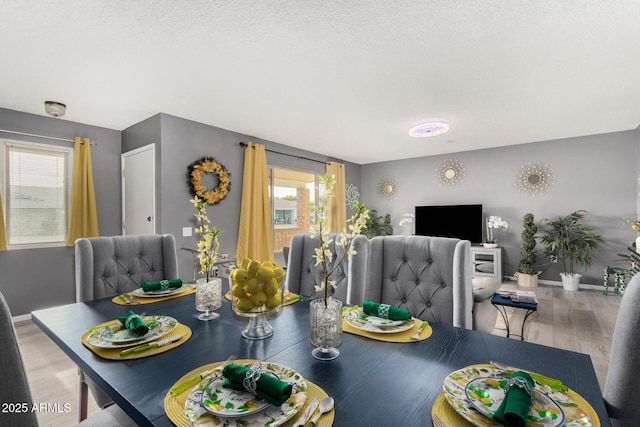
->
[364, 235, 473, 329]
[74, 234, 179, 421]
[285, 233, 369, 305]
[0, 292, 136, 426]
[604, 272, 640, 426]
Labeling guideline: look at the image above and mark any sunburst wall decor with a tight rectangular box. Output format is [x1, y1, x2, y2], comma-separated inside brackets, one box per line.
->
[436, 158, 466, 187]
[514, 161, 555, 197]
[378, 177, 398, 199]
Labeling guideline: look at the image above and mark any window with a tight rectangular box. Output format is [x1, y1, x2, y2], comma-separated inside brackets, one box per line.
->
[269, 167, 319, 255]
[1, 139, 72, 248]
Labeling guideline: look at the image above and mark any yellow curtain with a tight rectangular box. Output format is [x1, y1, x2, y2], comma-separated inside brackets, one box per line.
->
[66, 137, 99, 246]
[0, 189, 7, 251]
[326, 161, 346, 233]
[236, 142, 274, 262]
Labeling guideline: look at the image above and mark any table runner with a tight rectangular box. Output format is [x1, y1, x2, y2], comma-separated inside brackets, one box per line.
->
[164, 359, 334, 427]
[112, 285, 196, 305]
[342, 317, 432, 343]
[81, 323, 191, 360]
[433, 364, 601, 427]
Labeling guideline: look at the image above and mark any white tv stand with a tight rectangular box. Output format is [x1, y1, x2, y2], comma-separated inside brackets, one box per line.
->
[470, 246, 503, 281]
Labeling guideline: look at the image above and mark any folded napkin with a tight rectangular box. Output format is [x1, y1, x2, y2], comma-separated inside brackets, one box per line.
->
[142, 278, 183, 292]
[222, 363, 292, 407]
[117, 311, 150, 336]
[362, 300, 412, 321]
[492, 371, 534, 427]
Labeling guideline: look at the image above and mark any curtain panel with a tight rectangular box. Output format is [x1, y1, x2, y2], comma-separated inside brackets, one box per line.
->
[66, 137, 99, 246]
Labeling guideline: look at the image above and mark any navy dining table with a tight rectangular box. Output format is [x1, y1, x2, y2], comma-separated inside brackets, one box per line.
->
[31, 288, 611, 426]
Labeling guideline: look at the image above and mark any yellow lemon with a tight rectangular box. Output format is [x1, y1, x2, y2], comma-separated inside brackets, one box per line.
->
[248, 260, 261, 277]
[250, 291, 267, 307]
[273, 267, 285, 281]
[231, 284, 246, 298]
[235, 296, 253, 312]
[263, 278, 279, 296]
[262, 261, 278, 268]
[265, 293, 282, 310]
[245, 277, 263, 294]
[240, 258, 251, 270]
[255, 266, 274, 281]
[233, 268, 249, 282]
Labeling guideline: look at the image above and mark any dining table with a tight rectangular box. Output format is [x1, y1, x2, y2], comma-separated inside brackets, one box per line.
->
[31, 283, 611, 427]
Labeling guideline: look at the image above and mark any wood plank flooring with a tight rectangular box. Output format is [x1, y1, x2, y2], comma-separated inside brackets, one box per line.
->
[15, 284, 621, 426]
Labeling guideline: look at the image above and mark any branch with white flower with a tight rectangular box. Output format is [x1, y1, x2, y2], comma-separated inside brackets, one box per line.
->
[190, 195, 222, 281]
[310, 174, 369, 307]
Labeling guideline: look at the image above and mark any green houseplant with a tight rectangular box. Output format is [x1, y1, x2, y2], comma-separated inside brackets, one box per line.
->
[515, 213, 539, 288]
[363, 210, 393, 238]
[539, 210, 604, 291]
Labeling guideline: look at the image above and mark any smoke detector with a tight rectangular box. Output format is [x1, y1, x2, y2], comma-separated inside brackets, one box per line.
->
[44, 101, 66, 118]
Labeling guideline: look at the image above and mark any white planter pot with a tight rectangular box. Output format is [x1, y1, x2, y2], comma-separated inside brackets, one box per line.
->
[483, 243, 498, 248]
[560, 273, 581, 291]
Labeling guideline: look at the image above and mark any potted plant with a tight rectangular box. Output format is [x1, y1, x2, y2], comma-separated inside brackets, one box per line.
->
[515, 213, 539, 288]
[539, 210, 604, 291]
[485, 216, 508, 248]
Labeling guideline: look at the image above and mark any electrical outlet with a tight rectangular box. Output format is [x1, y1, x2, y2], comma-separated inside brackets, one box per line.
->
[182, 227, 192, 237]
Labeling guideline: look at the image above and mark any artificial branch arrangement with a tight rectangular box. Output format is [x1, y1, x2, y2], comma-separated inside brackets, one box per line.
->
[310, 174, 369, 306]
[190, 195, 222, 281]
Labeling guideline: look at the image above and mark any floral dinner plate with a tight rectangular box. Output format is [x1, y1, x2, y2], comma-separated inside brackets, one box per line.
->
[443, 366, 593, 427]
[86, 315, 178, 349]
[465, 377, 565, 427]
[185, 361, 307, 427]
[345, 309, 415, 333]
[132, 285, 190, 297]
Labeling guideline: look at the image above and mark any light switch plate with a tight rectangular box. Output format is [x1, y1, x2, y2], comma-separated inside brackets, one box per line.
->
[182, 227, 192, 237]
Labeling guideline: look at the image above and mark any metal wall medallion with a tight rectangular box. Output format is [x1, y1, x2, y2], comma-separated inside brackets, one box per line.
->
[346, 184, 360, 206]
[436, 158, 466, 187]
[515, 161, 555, 197]
[378, 177, 398, 199]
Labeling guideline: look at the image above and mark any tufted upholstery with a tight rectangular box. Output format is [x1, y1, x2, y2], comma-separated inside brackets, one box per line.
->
[364, 235, 473, 329]
[604, 272, 640, 426]
[0, 292, 38, 427]
[74, 234, 178, 420]
[75, 234, 179, 302]
[285, 233, 369, 305]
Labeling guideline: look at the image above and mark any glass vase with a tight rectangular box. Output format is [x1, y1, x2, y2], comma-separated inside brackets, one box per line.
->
[310, 297, 343, 360]
[195, 277, 222, 321]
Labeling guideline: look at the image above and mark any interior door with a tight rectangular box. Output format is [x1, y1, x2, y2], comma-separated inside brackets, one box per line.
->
[122, 144, 156, 235]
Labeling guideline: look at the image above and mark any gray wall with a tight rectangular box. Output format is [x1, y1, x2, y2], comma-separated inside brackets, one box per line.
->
[0, 108, 122, 315]
[125, 113, 362, 284]
[360, 130, 639, 285]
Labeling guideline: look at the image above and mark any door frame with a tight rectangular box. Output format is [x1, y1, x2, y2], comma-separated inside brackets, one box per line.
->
[121, 143, 156, 235]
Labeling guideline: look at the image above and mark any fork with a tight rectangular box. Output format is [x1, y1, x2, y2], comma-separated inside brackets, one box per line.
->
[122, 293, 140, 305]
[411, 321, 429, 340]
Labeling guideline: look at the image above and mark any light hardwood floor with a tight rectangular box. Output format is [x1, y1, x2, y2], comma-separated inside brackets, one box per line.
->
[15, 284, 621, 426]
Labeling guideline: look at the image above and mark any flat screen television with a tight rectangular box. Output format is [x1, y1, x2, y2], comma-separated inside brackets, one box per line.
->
[414, 204, 483, 243]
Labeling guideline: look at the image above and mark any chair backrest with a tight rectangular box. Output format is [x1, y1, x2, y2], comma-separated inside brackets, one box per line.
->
[604, 272, 640, 426]
[0, 292, 39, 426]
[284, 233, 369, 305]
[75, 234, 179, 302]
[364, 235, 473, 329]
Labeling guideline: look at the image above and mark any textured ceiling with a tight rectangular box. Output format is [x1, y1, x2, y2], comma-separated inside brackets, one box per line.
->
[1, 1, 639, 164]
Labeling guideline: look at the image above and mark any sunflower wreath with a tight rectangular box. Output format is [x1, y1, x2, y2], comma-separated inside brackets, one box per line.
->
[187, 157, 231, 205]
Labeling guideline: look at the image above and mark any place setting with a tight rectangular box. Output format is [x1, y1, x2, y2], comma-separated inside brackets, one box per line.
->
[342, 300, 432, 343]
[434, 363, 600, 427]
[111, 279, 196, 305]
[81, 310, 191, 360]
[164, 357, 334, 427]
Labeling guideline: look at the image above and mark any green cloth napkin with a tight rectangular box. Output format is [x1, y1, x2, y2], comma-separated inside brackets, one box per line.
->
[222, 363, 292, 407]
[117, 311, 150, 336]
[142, 278, 183, 292]
[362, 300, 412, 321]
[492, 371, 534, 427]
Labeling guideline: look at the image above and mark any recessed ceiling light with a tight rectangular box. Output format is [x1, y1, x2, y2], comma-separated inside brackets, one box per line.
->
[409, 121, 449, 138]
[44, 101, 66, 118]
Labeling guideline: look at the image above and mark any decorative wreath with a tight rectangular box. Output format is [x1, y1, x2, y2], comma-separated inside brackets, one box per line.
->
[187, 157, 231, 205]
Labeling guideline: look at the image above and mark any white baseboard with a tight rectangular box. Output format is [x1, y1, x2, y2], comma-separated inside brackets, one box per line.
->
[504, 276, 603, 291]
[12, 313, 31, 324]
